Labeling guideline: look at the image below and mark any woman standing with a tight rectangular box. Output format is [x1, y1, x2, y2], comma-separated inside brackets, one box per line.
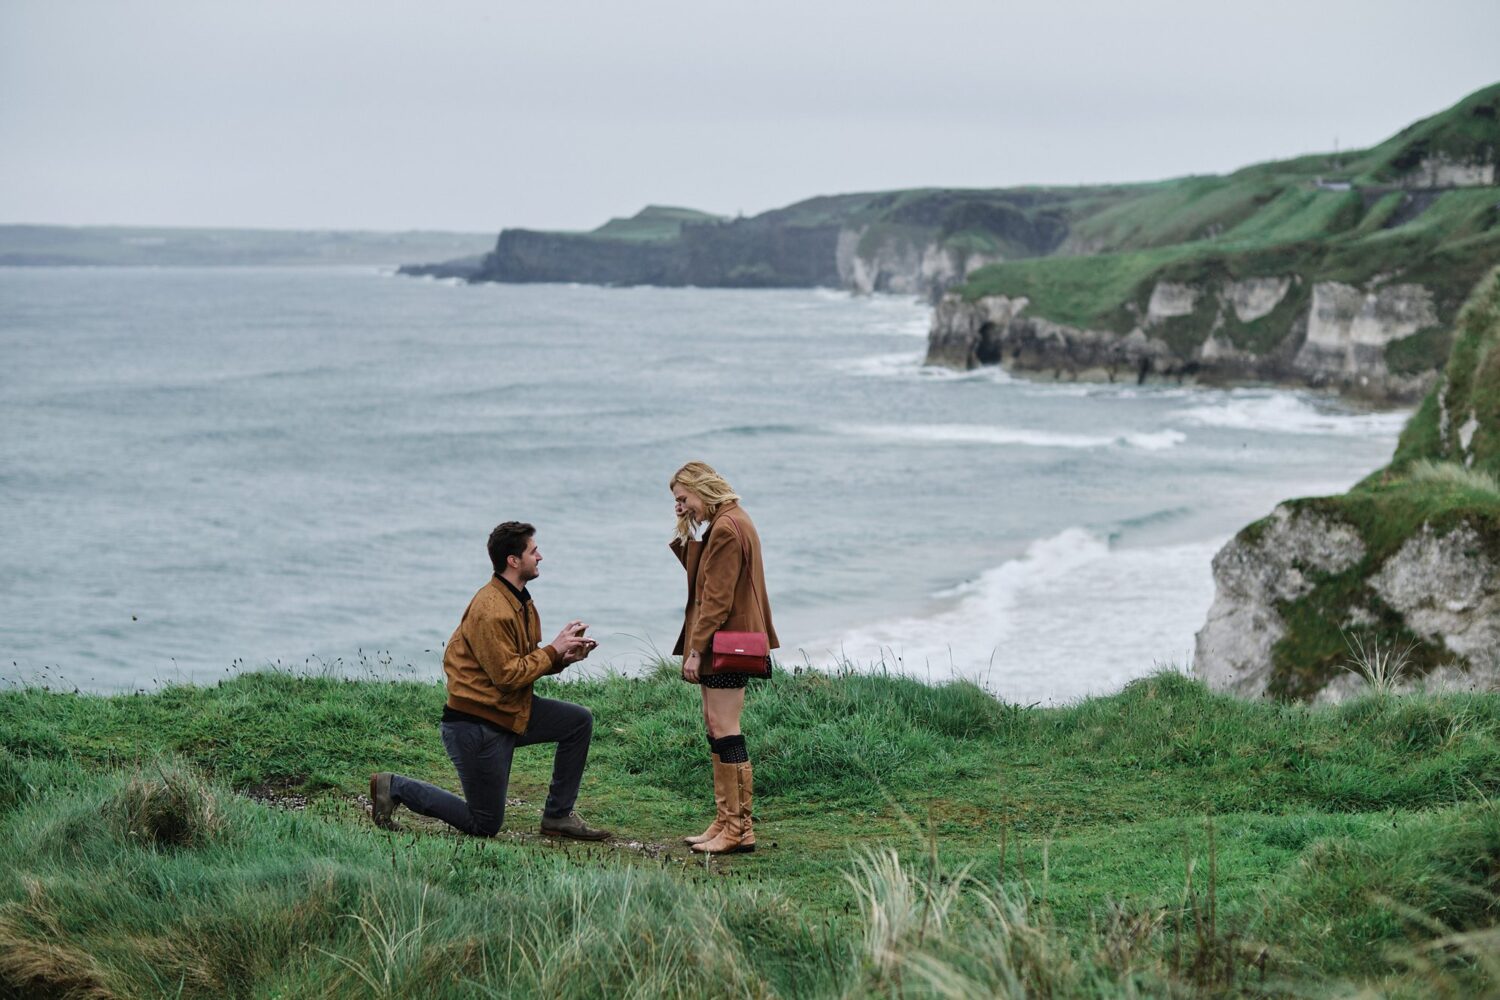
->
[669, 461, 777, 855]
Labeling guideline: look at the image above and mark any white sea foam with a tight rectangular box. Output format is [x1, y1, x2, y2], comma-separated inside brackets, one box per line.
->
[832, 423, 1186, 451]
[1123, 429, 1188, 451]
[1173, 391, 1411, 436]
[833, 351, 928, 378]
[837, 355, 1016, 380]
[791, 528, 1221, 704]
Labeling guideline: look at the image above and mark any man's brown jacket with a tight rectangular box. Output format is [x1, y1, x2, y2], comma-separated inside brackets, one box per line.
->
[443, 577, 563, 734]
[670, 500, 779, 657]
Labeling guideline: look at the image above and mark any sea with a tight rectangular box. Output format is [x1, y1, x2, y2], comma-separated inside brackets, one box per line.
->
[0, 266, 1408, 702]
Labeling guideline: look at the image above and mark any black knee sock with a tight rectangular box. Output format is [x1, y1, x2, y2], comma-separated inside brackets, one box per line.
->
[706, 733, 717, 757]
[712, 734, 748, 764]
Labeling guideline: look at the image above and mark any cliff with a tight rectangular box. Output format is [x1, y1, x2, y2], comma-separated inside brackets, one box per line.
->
[925, 84, 1500, 401]
[924, 265, 1473, 403]
[1194, 267, 1500, 701]
[403, 83, 1500, 397]
[471, 205, 847, 288]
[461, 194, 1075, 297]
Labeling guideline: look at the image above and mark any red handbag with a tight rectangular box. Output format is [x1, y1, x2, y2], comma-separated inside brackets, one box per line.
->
[711, 629, 771, 676]
[705, 518, 773, 678]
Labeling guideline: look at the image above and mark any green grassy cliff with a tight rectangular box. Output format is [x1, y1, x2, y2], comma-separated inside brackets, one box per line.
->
[1196, 268, 1500, 700]
[932, 85, 1500, 398]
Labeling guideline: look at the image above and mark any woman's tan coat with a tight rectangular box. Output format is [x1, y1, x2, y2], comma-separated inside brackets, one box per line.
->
[669, 500, 778, 657]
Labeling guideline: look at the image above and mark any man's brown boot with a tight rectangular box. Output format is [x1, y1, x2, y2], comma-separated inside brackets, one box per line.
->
[683, 756, 729, 846]
[692, 760, 755, 855]
[369, 772, 398, 830]
[539, 810, 611, 841]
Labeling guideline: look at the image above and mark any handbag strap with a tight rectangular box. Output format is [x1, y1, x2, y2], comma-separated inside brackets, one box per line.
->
[716, 510, 767, 628]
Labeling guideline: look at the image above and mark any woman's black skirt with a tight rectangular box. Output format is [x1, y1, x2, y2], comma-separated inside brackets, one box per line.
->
[700, 671, 750, 689]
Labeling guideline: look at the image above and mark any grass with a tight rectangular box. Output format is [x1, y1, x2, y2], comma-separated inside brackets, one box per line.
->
[587, 205, 726, 243]
[1357, 82, 1500, 183]
[961, 244, 1200, 325]
[2, 666, 1499, 997]
[1408, 458, 1500, 496]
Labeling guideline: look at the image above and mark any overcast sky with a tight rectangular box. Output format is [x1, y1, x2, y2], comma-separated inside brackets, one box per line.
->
[2, 0, 1497, 234]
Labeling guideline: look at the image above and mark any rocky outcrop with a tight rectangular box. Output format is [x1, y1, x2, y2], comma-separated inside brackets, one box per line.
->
[925, 294, 1187, 382]
[1194, 267, 1500, 702]
[396, 255, 485, 280]
[1293, 281, 1438, 392]
[1194, 508, 1500, 702]
[473, 220, 846, 288]
[1370, 522, 1500, 675]
[1194, 506, 1365, 699]
[836, 228, 1000, 299]
[925, 275, 1444, 400]
[1403, 156, 1496, 189]
[1225, 277, 1293, 322]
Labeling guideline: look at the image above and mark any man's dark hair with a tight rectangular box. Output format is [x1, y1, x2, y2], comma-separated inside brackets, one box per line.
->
[488, 521, 535, 576]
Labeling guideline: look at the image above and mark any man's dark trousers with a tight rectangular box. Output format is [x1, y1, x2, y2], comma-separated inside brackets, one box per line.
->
[388, 696, 592, 837]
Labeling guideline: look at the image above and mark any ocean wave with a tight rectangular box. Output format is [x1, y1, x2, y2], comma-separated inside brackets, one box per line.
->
[1125, 429, 1188, 450]
[790, 527, 1222, 703]
[835, 352, 1018, 380]
[1112, 505, 1195, 534]
[676, 422, 813, 440]
[1173, 392, 1411, 436]
[832, 351, 927, 378]
[832, 423, 1185, 451]
[920, 364, 1019, 384]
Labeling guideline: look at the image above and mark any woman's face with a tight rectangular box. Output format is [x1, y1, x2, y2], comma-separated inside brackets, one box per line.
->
[672, 484, 708, 522]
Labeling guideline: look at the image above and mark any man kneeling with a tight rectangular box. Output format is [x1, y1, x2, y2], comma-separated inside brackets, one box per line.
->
[370, 521, 610, 840]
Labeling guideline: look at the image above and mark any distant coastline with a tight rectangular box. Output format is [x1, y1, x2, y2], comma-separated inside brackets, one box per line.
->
[0, 224, 494, 269]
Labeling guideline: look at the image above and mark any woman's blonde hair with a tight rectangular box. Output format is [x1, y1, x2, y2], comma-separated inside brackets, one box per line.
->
[670, 461, 740, 542]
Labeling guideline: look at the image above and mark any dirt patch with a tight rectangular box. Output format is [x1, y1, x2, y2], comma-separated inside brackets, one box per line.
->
[249, 786, 689, 864]
[243, 778, 309, 811]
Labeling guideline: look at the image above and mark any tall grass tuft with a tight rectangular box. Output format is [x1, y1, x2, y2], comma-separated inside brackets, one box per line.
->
[107, 761, 223, 849]
[1342, 631, 1416, 696]
[846, 848, 970, 982]
[0, 748, 33, 815]
[0, 877, 122, 999]
[845, 847, 1100, 997]
[318, 885, 439, 1000]
[1408, 458, 1500, 496]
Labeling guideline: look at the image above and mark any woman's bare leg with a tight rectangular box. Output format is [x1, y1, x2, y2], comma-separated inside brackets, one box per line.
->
[703, 686, 746, 739]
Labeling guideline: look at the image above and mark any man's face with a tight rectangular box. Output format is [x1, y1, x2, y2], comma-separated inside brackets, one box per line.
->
[510, 537, 542, 582]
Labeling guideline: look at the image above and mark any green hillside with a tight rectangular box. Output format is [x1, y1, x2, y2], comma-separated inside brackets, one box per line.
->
[3, 667, 1498, 997]
[586, 204, 727, 242]
[954, 84, 1500, 374]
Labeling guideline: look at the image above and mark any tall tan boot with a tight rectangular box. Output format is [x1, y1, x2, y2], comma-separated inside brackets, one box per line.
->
[737, 761, 755, 850]
[683, 756, 730, 846]
[693, 760, 755, 855]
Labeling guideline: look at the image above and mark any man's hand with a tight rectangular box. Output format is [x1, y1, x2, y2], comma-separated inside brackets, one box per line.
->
[551, 621, 594, 665]
[681, 650, 701, 683]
